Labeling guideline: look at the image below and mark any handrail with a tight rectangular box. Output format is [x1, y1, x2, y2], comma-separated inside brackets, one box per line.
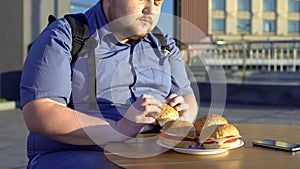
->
[184, 40, 300, 73]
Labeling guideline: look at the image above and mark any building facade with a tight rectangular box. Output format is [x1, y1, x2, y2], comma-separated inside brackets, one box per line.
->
[0, 0, 71, 101]
[180, 0, 300, 42]
[204, 0, 299, 42]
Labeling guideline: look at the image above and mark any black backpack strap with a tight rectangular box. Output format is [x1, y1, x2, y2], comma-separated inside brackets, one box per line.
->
[64, 14, 98, 110]
[152, 26, 171, 56]
[48, 15, 57, 26]
[64, 13, 90, 64]
[47, 13, 97, 110]
[86, 37, 98, 110]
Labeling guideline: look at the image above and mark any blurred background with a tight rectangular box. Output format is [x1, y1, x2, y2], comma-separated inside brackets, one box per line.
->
[0, 1, 299, 168]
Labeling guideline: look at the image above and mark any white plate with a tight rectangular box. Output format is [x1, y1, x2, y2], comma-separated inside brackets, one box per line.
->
[156, 139, 244, 155]
[227, 139, 245, 150]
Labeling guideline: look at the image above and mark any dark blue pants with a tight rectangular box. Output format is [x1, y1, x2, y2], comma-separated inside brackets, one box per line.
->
[27, 150, 122, 169]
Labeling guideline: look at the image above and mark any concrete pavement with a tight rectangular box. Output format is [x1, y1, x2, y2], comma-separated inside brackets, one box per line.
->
[0, 109, 27, 169]
[1, 104, 300, 169]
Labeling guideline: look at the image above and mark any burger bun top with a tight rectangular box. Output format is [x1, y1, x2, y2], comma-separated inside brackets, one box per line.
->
[194, 114, 228, 136]
[205, 124, 241, 140]
[162, 119, 196, 138]
[156, 103, 179, 126]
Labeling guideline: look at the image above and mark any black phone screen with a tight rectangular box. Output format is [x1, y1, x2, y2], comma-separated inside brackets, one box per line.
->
[253, 139, 300, 152]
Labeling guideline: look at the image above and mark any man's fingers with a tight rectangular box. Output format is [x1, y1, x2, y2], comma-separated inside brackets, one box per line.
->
[139, 95, 163, 108]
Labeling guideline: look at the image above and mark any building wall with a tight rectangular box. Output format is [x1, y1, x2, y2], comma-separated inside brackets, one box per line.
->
[209, 0, 300, 41]
[180, 0, 209, 43]
[0, 0, 70, 101]
[0, 0, 70, 73]
[0, 0, 24, 73]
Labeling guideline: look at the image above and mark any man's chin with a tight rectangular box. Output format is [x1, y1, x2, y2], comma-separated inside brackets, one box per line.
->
[129, 28, 151, 40]
[128, 33, 148, 40]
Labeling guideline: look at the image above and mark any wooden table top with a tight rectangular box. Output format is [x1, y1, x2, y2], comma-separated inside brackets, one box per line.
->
[104, 124, 300, 169]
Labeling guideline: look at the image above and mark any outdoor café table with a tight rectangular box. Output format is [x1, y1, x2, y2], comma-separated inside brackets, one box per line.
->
[104, 124, 300, 169]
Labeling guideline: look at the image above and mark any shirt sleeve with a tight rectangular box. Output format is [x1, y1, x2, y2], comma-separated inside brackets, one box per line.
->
[20, 19, 73, 107]
[165, 35, 194, 96]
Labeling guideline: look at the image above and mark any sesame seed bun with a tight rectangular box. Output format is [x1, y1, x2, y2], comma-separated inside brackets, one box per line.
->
[156, 103, 179, 126]
[194, 114, 228, 136]
[202, 124, 241, 149]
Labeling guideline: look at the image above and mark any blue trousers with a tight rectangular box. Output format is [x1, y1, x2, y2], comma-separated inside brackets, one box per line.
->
[27, 150, 122, 169]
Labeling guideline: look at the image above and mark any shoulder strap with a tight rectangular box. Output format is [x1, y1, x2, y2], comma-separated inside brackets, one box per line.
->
[48, 14, 97, 110]
[48, 15, 57, 25]
[47, 14, 91, 64]
[64, 14, 97, 110]
[151, 26, 171, 56]
[64, 13, 90, 64]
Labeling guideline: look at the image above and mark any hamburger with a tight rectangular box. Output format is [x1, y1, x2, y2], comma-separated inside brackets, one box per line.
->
[156, 103, 179, 126]
[194, 114, 228, 136]
[201, 124, 241, 149]
[158, 119, 196, 148]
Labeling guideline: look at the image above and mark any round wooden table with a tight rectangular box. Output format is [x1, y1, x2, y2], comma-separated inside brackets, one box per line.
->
[104, 124, 300, 169]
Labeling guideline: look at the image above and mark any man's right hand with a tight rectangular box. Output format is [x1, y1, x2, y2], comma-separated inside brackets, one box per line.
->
[115, 94, 163, 135]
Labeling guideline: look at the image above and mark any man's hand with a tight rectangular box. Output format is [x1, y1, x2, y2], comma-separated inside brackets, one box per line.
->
[123, 94, 163, 124]
[166, 93, 198, 123]
[166, 94, 189, 117]
[115, 94, 163, 136]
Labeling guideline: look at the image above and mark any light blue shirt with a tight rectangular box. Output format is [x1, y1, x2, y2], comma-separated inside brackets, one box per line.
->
[20, 1, 193, 157]
[21, 1, 193, 120]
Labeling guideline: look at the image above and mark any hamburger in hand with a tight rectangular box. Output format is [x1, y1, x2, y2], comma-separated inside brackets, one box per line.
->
[156, 103, 179, 126]
[158, 119, 196, 148]
[201, 124, 241, 149]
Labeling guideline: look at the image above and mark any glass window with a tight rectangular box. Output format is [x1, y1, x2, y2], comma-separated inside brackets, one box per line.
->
[288, 0, 300, 12]
[212, 0, 225, 10]
[263, 0, 276, 11]
[238, 0, 251, 11]
[212, 19, 225, 32]
[263, 20, 276, 32]
[157, 0, 175, 36]
[237, 19, 251, 32]
[288, 20, 300, 33]
[70, 0, 99, 13]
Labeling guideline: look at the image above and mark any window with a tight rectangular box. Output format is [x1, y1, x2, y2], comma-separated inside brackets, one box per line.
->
[212, 0, 225, 10]
[70, 0, 99, 13]
[263, 0, 276, 11]
[263, 20, 276, 32]
[238, 0, 251, 11]
[288, 20, 300, 33]
[288, 0, 300, 12]
[212, 19, 225, 32]
[237, 19, 251, 32]
[157, 0, 176, 36]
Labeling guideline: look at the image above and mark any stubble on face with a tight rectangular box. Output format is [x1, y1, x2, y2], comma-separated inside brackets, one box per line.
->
[104, 0, 158, 42]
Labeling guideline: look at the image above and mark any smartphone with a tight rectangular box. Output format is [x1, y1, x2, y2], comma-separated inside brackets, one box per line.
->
[253, 139, 300, 152]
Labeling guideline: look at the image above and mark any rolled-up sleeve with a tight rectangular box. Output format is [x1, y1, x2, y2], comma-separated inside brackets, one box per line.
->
[20, 19, 73, 107]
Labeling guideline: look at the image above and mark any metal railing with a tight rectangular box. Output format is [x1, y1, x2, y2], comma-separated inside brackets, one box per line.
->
[186, 40, 300, 72]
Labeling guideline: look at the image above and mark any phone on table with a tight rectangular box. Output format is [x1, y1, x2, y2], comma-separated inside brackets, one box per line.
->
[252, 139, 300, 152]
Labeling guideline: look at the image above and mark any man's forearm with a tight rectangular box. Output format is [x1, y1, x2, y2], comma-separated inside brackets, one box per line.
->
[22, 98, 142, 145]
[184, 93, 198, 123]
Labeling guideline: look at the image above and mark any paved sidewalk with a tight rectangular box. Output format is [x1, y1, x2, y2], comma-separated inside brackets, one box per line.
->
[1, 104, 300, 169]
[0, 109, 28, 169]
